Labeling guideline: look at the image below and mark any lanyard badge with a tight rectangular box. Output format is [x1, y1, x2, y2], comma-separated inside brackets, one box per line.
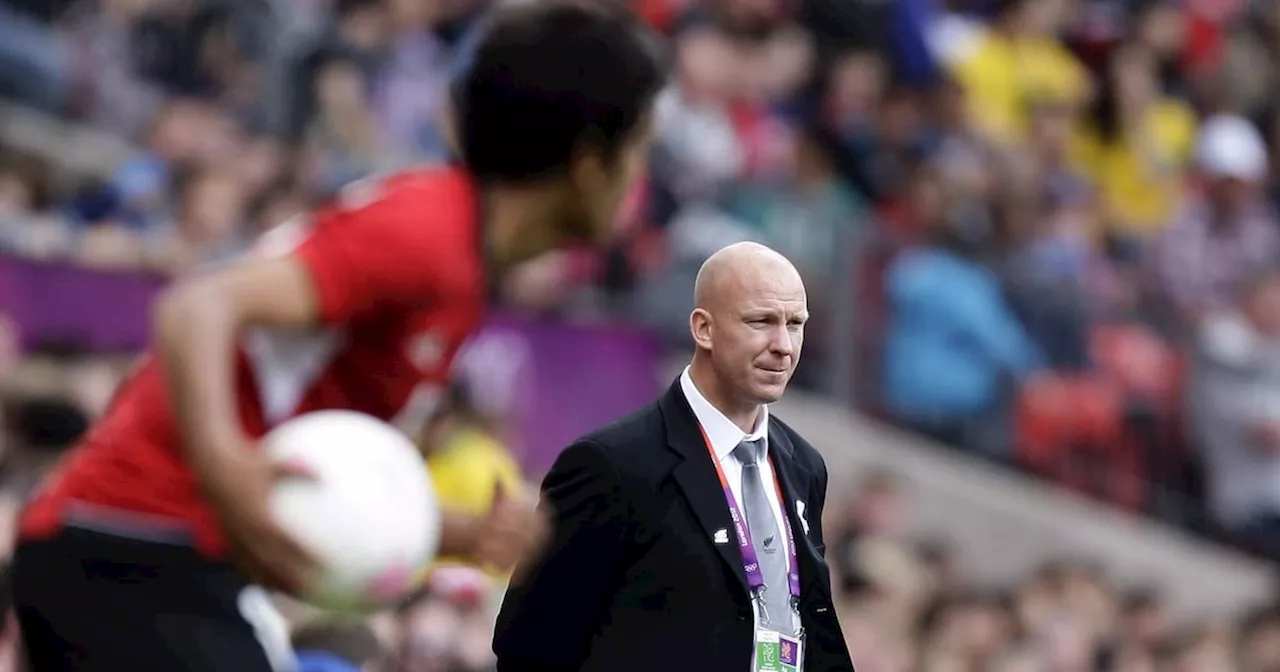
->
[696, 425, 806, 670]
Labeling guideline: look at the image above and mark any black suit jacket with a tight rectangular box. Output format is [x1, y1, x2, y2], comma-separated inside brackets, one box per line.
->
[494, 379, 855, 672]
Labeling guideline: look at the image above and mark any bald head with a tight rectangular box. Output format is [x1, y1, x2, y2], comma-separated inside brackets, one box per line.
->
[688, 243, 808, 416]
[693, 242, 805, 312]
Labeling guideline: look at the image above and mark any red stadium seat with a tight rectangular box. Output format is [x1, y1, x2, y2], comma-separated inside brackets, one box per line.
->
[1090, 322, 1191, 507]
[1015, 374, 1078, 475]
[1015, 374, 1146, 510]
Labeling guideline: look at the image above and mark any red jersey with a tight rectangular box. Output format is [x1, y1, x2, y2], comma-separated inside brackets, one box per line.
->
[20, 166, 486, 557]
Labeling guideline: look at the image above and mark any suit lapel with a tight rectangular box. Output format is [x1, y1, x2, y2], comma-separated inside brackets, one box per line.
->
[767, 421, 824, 591]
[660, 381, 751, 597]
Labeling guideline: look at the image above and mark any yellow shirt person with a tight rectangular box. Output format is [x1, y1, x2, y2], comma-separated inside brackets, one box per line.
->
[1071, 99, 1195, 236]
[1071, 46, 1197, 237]
[949, 27, 1089, 145]
[426, 425, 525, 574]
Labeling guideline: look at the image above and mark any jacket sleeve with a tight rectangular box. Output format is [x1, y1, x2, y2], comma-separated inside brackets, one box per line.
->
[493, 439, 631, 672]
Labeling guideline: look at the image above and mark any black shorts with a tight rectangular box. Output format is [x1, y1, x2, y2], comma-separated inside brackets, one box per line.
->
[13, 525, 293, 672]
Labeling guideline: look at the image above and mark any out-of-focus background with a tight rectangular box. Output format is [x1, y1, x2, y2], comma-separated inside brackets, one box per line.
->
[8, 0, 1280, 669]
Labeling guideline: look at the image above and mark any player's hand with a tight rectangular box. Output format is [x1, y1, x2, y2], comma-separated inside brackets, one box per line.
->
[199, 447, 321, 595]
[473, 485, 549, 576]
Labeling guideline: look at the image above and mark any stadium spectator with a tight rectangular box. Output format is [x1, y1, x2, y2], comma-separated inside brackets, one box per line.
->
[420, 380, 524, 576]
[947, 0, 1088, 147]
[304, 52, 403, 196]
[881, 192, 1044, 458]
[1155, 114, 1280, 330]
[1075, 44, 1197, 239]
[1190, 265, 1280, 555]
[651, 20, 747, 207]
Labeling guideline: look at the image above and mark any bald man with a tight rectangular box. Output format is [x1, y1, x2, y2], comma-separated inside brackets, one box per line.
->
[494, 243, 854, 672]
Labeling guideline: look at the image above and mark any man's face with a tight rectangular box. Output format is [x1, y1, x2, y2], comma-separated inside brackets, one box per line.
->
[706, 265, 808, 405]
[568, 114, 655, 244]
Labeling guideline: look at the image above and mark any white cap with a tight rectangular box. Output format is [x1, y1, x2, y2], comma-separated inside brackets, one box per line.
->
[1195, 114, 1269, 182]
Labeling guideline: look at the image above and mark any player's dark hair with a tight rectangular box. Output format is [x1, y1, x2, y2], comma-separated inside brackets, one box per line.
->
[454, 0, 666, 183]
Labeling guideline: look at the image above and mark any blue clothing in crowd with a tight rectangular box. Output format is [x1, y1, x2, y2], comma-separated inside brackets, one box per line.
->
[890, 0, 943, 88]
[295, 650, 363, 672]
[882, 247, 1043, 421]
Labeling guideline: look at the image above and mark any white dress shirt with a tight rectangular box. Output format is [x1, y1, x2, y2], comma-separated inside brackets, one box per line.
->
[680, 367, 797, 660]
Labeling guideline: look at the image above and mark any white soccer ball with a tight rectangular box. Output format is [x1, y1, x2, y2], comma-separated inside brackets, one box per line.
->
[262, 410, 440, 612]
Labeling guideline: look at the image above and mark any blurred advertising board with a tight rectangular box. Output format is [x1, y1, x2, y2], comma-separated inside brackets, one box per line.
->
[0, 254, 662, 473]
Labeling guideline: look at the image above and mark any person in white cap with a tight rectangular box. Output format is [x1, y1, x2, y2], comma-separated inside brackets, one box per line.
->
[1154, 114, 1280, 328]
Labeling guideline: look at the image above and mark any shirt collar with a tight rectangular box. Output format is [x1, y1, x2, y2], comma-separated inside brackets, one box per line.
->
[680, 366, 769, 462]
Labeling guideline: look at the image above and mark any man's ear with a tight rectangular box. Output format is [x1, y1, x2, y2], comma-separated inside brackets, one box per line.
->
[690, 308, 713, 350]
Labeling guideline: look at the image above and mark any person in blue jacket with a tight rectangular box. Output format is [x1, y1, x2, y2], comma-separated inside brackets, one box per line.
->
[882, 197, 1044, 458]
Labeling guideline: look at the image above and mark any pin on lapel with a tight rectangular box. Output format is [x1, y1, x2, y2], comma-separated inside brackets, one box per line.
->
[714, 528, 730, 544]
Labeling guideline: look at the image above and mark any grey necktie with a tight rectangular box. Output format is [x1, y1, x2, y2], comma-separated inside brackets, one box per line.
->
[732, 438, 796, 634]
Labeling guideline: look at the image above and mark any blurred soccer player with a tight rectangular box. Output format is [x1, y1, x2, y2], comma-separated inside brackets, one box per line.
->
[11, 2, 665, 670]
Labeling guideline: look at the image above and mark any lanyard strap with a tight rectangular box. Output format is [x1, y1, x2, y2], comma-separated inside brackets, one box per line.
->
[697, 424, 801, 600]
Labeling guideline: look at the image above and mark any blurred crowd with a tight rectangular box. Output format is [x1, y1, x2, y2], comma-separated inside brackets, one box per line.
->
[8, 0, 1280, 669]
[825, 470, 1280, 672]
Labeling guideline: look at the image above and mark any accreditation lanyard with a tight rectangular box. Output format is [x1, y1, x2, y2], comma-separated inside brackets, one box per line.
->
[698, 425, 801, 602]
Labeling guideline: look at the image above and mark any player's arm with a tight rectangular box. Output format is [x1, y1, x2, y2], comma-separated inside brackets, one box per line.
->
[154, 180, 461, 478]
[153, 258, 321, 487]
[154, 187, 483, 573]
[154, 261, 519, 569]
[153, 257, 331, 590]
